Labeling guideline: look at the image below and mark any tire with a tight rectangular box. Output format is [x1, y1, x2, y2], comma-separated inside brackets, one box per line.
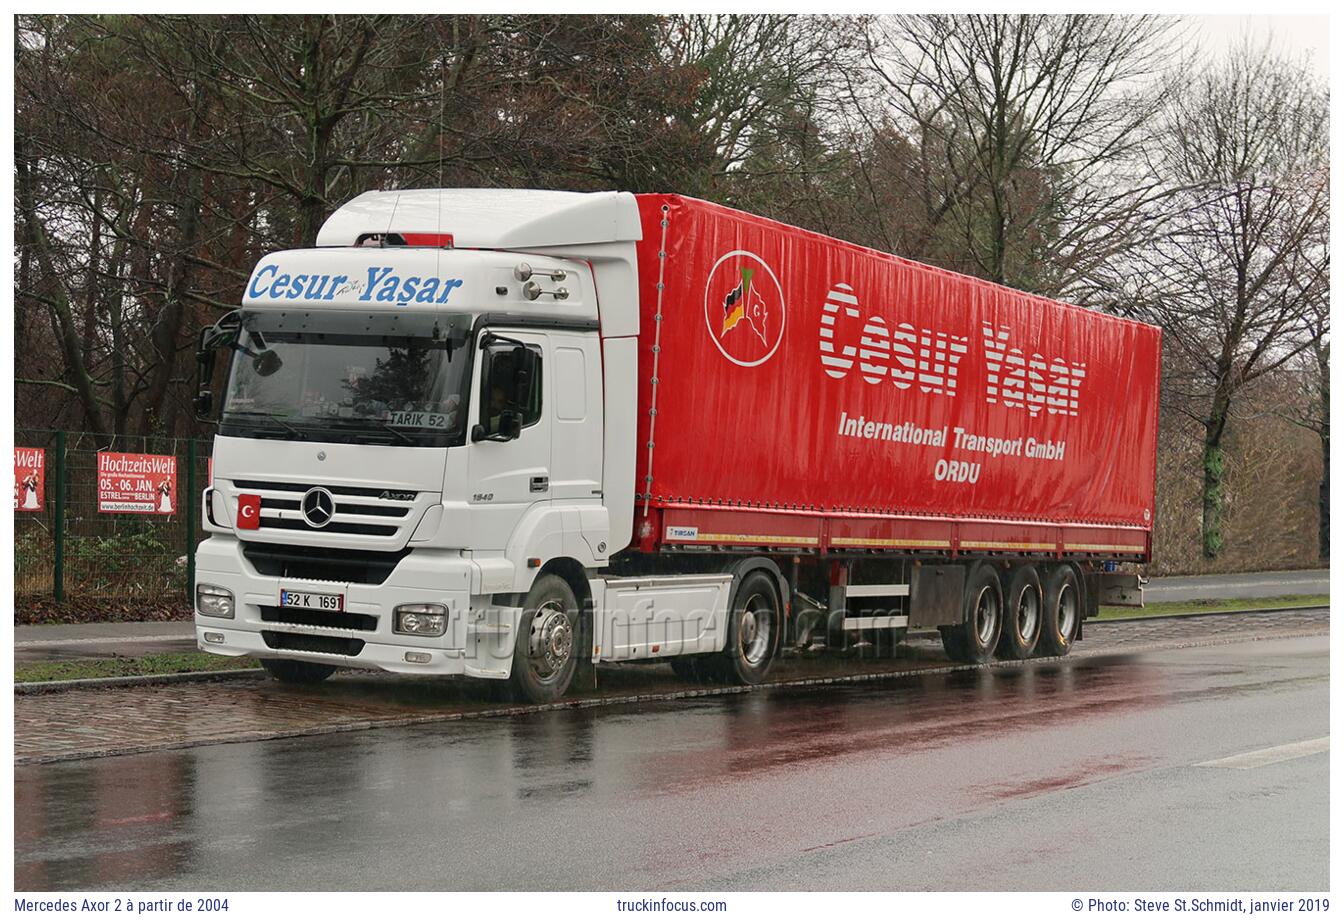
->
[997, 565, 1043, 660]
[717, 570, 782, 685]
[942, 563, 1003, 665]
[509, 574, 580, 704]
[1038, 565, 1081, 657]
[259, 658, 337, 684]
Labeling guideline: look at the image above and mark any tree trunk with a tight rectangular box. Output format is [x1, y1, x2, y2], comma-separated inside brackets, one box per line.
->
[1201, 390, 1233, 560]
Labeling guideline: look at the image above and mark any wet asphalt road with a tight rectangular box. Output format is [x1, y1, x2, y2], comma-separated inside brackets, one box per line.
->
[15, 633, 1327, 891]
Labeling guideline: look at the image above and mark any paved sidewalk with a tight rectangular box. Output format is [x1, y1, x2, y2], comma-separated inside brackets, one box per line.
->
[14, 621, 197, 663]
[1145, 569, 1329, 603]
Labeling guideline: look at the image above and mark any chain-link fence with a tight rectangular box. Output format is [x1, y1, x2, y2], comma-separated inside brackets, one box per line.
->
[14, 429, 212, 603]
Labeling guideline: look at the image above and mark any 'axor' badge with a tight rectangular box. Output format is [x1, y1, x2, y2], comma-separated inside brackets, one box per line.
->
[702, 250, 785, 367]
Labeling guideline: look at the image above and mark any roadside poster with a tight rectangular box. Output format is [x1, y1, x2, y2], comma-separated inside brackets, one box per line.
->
[97, 451, 178, 515]
[14, 447, 46, 512]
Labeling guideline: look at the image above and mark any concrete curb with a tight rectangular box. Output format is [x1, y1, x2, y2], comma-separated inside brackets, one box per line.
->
[1093, 603, 1330, 624]
[13, 623, 1329, 766]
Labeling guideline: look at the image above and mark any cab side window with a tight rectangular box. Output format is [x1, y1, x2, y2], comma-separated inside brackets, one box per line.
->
[479, 342, 542, 435]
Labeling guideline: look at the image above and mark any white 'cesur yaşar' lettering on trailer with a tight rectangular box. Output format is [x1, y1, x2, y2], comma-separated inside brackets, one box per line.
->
[818, 281, 1088, 417]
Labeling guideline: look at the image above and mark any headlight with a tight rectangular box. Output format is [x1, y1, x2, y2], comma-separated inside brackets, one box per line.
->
[395, 603, 447, 637]
[196, 584, 235, 619]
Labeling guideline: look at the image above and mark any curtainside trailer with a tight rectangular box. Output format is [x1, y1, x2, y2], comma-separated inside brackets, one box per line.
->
[193, 189, 1160, 702]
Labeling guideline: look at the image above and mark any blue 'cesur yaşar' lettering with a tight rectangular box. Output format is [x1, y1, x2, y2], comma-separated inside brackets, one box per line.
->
[247, 264, 463, 304]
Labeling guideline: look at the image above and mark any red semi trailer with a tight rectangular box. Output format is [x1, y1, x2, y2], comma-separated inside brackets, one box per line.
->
[196, 189, 1160, 701]
[615, 194, 1159, 670]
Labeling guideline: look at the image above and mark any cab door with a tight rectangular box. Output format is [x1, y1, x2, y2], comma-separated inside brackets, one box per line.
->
[466, 329, 550, 550]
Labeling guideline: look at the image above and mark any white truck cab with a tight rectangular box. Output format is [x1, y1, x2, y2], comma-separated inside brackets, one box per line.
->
[193, 189, 724, 701]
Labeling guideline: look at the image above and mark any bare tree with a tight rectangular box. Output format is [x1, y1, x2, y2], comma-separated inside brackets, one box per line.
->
[863, 14, 1182, 298]
[1123, 40, 1329, 558]
[1279, 302, 1329, 561]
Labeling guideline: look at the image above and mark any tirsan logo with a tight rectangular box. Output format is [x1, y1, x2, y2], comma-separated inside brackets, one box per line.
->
[702, 250, 785, 367]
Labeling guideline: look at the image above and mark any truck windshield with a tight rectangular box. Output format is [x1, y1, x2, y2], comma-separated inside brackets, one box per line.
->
[219, 309, 472, 447]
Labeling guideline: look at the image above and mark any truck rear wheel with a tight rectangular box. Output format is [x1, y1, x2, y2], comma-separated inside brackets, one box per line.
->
[997, 565, 1042, 660]
[940, 563, 1003, 665]
[1038, 565, 1081, 657]
[716, 570, 781, 685]
[509, 574, 580, 703]
[259, 658, 337, 684]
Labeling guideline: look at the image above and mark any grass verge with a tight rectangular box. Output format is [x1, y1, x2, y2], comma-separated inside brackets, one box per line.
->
[1097, 594, 1328, 621]
[15, 652, 261, 684]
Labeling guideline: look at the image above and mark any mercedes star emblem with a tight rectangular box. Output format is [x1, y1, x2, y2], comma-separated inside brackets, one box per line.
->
[300, 487, 336, 528]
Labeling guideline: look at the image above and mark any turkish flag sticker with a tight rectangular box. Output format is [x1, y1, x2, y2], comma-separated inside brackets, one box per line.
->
[237, 494, 261, 530]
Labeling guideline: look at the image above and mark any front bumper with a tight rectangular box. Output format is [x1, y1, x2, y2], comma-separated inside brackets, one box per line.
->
[194, 536, 521, 679]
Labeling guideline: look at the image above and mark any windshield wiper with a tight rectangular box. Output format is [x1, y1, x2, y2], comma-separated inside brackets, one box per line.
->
[320, 417, 421, 446]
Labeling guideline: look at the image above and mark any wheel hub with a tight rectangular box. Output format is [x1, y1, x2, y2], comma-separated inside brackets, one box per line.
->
[529, 603, 573, 679]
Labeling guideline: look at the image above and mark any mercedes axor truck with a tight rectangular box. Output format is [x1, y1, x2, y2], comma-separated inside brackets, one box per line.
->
[193, 189, 1161, 702]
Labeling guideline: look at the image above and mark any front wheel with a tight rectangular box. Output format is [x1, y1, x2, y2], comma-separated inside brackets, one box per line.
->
[509, 574, 581, 703]
[716, 570, 782, 685]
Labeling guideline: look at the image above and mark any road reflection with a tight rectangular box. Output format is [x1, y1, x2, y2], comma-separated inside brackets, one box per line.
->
[15, 651, 1161, 890]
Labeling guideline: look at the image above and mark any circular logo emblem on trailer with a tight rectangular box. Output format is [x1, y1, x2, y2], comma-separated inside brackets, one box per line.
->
[703, 250, 786, 367]
[301, 487, 336, 528]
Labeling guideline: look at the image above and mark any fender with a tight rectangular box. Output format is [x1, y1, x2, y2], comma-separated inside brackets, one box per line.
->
[722, 556, 790, 628]
[502, 503, 604, 594]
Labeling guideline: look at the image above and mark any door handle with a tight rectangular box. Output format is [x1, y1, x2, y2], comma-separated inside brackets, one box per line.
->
[530, 476, 549, 493]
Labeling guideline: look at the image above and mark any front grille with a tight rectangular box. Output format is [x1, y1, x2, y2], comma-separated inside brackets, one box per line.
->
[259, 605, 377, 632]
[261, 630, 365, 657]
[264, 517, 400, 537]
[233, 479, 418, 537]
[234, 479, 417, 500]
[242, 542, 410, 585]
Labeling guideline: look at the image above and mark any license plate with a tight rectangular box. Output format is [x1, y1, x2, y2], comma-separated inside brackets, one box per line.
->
[279, 589, 344, 612]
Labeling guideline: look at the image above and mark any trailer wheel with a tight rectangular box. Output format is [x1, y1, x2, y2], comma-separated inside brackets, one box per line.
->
[997, 565, 1043, 660]
[1038, 565, 1081, 657]
[509, 574, 580, 703]
[941, 563, 1003, 665]
[717, 570, 781, 685]
[259, 658, 337, 684]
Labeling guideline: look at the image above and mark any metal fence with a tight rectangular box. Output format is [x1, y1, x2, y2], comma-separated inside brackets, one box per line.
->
[15, 429, 212, 603]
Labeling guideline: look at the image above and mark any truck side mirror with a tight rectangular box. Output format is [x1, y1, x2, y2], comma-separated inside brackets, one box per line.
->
[195, 311, 242, 422]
